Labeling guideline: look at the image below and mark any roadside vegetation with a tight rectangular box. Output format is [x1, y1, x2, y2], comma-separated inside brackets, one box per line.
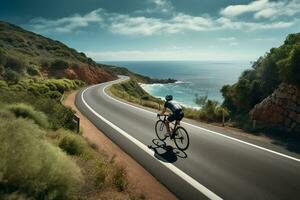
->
[111, 33, 300, 135]
[0, 78, 143, 199]
[221, 33, 300, 130]
[110, 80, 164, 110]
[110, 79, 230, 125]
[0, 20, 147, 200]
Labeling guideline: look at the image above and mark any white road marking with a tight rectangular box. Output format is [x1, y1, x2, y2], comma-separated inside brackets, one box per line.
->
[81, 83, 223, 200]
[102, 77, 300, 163]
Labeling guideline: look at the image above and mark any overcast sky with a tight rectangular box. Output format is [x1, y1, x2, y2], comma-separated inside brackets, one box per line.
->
[1, 0, 300, 61]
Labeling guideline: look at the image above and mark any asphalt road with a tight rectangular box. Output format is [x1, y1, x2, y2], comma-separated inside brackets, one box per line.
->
[75, 76, 300, 200]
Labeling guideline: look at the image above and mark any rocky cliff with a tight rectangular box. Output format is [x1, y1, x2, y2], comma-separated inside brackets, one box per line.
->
[250, 83, 300, 133]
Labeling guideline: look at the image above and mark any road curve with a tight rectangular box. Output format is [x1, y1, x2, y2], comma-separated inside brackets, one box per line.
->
[75, 76, 300, 200]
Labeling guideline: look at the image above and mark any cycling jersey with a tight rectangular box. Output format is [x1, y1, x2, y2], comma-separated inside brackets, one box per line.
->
[164, 100, 184, 122]
[164, 100, 182, 113]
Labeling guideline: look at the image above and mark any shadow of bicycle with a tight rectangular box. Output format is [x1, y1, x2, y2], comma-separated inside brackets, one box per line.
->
[148, 139, 187, 163]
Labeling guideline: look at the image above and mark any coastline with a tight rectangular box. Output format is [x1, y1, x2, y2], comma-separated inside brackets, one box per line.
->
[140, 82, 202, 109]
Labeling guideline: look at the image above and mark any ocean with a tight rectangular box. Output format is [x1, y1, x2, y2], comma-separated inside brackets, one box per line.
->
[102, 61, 251, 108]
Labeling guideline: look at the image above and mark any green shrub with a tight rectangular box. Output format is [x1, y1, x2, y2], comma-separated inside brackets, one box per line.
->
[0, 49, 6, 66]
[279, 45, 300, 85]
[40, 59, 51, 68]
[0, 118, 83, 200]
[34, 99, 76, 130]
[113, 166, 127, 191]
[0, 192, 33, 200]
[3, 69, 21, 84]
[95, 160, 108, 188]
[6, 103, 49, 128]
[0, 109, 15, 119]
[46, 91, 62, 99]
[59, 131, 87, 155]
[0, 80, 8, 88]
[27, 66, 39, 76]
[51, 59, 69, 69]
[182, 107, 200, 120]
[4, 56, 26, 72]
[0, 65, 4, 75]
[27, 83, 50, 96]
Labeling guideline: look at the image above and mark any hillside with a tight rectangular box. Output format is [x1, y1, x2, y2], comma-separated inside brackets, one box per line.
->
[0, 21, 116, 84]
[0, 21, 146, 199]
[0, 21, 177, 85]
[221, 33, 300, 131]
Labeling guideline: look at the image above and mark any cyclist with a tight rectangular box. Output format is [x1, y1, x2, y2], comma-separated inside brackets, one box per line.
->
[157, 95, 184, 137]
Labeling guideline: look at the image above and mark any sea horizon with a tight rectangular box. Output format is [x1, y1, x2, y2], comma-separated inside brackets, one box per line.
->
[101, 60, 251, 108]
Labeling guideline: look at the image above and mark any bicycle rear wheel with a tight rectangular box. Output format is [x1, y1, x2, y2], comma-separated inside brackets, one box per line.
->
[155, 120, 167, 140]
[173, 126, 189, 150]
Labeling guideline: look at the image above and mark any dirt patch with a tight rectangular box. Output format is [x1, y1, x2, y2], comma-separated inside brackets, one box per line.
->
[64, 91, 177, 200]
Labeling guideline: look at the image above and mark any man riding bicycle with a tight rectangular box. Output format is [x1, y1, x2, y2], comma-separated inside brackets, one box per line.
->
[157, 95, 184, 138]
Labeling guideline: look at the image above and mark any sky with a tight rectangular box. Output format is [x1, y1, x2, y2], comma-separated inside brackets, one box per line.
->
[1, 0, 300, 61]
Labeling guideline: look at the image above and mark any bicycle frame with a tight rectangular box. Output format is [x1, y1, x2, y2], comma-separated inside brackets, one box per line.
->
[158, 114, 179, 133]
[155, 114, 190, 151]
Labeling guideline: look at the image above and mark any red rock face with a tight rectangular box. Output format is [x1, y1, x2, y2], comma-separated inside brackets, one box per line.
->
[46, 64, 116, 84]
[250, 83, 300, 132]
[71, 65, 116, 84]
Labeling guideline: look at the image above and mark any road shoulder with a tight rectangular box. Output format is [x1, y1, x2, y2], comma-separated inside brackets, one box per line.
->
[64, 91, 178, 200]
[105, 86, 300, 159]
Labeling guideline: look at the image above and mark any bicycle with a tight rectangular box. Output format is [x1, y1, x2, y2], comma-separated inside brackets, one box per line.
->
[155, 114, 190, 151]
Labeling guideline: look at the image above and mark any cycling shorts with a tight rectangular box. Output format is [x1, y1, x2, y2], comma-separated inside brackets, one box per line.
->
[167, 110, 184, 122]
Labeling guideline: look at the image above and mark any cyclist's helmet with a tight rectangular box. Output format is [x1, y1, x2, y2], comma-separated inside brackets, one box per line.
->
[165, 95, 173, 101]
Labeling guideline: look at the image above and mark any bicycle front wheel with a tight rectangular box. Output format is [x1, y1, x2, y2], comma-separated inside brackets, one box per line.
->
[174, 127, 189, 150]
[155, 120, 167, 141]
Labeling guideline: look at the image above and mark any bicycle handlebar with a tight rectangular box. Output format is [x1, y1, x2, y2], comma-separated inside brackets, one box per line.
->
[157, 114, 169, 121]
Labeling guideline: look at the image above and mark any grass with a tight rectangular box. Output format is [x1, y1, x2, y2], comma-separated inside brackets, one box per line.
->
[58, 130, 87, 156]
[0, 108, 142, 200]
[0, 21, 145, 199]
[113, 166, 127, 192]
[0, 115, 83, 200]
[110, 80, 164, 110]
[6, 103, 49, 128]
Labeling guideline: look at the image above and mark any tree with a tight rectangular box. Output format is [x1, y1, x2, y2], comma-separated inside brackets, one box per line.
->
[194, 93, 208, 106]
[279, 45, 300, 85]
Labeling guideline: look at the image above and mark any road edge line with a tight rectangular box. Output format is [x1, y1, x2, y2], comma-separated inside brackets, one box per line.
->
[103, 77, 300, 163]
[81, 83, 223, 200]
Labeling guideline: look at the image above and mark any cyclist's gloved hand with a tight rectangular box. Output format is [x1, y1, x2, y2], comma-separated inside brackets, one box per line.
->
[157, 113, 160, 117]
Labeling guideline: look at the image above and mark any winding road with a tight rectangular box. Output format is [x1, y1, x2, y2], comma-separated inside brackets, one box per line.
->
[75, 76, 300, 200]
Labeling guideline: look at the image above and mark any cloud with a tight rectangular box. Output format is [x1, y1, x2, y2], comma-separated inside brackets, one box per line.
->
[29, 8, 104, 33]
[217, 17, 293, 30]
[27, 1, 297, 35]
[220, 0, 269, 17]
[218, 37, 236, 41]
[221, 0, 300, 19]
[109, 13, 217, 35]
[229, 42, 239, 46]
[151, 0, 174, 13]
